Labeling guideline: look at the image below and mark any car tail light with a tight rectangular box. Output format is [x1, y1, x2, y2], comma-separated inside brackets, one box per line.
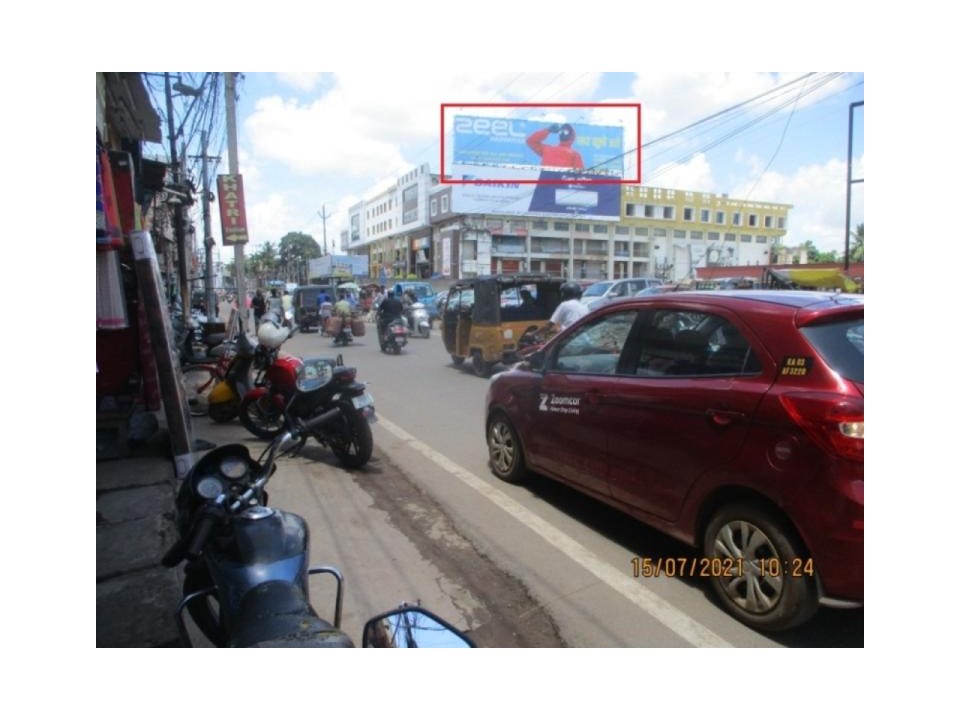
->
[779, 392, 864, 462]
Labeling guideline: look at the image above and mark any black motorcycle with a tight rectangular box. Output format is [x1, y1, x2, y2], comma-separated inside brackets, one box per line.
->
[379, 317, 410, 354]
[162, 416, 474, 648]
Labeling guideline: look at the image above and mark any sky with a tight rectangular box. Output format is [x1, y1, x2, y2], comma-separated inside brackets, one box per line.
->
[152, 72, 864, 266]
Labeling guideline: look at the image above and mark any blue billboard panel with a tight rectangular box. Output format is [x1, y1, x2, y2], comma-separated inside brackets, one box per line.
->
[453, 115, 624, 176]
[450, 164, 621, 220]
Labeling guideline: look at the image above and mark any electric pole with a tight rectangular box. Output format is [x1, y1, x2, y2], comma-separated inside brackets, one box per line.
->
[191, 131, 220, 321]
[318, 205, 330, 256]
[226, 72, 246, 318]
[165, 73, 189, 319]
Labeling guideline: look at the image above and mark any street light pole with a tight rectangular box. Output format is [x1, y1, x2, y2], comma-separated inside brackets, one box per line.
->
[226, 72, 246, 321]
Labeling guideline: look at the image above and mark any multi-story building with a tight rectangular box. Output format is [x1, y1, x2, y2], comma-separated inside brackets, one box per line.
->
[345, 166, 791, 284]
[424, 184, 790, 282]
[345, 163, 438, 281]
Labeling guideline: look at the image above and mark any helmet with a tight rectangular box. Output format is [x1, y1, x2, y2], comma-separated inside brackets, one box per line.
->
[559, 123, 576, 145]
[560, 281, 582, 301]
[257, 317, 289, 349]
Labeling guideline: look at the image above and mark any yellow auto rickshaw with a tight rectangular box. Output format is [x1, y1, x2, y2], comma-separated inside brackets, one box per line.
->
[442, 274, 565, 377]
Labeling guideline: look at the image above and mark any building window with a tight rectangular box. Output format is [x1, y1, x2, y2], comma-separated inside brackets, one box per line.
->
[593, 224, 608, 233]
[691, 231, 703, 240]
[674, 230, 686, 239]
[575, 223, 590, 233]
[441, 195, 449, 213]
[635, 227, 648, 236]
[430, 199, 437, 217]
[700, 209, 710, 223]
[644, 205, 655, 218]
[708, 232, 720, 241]
[533, 220, 548, 229]
[748, 214, 758, 227]
[724, 233, 736, 242]
[755, 235, 768, 243]
[554, 222, 569, 231]
[764, 216, 773, 228]
[654, 228, 667, 237]
[733, 212, 741, 226]
[683, 207, 694, 221]
[615, 225, 630, 235]
[625, 203, 636, 216]
[716, 211, 725, 225]
[663, 206, 675, 220]
[778, 217, 786, 230]
[740, 234, 752, 243]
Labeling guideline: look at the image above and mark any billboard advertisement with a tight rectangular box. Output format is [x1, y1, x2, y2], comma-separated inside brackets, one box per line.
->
[217, 174, 249, 246]
[450, 164, 620, 220]
[452, 115, 625, 176]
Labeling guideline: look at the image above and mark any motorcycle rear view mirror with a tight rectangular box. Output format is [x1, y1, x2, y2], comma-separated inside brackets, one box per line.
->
[362, 607, 475, 648]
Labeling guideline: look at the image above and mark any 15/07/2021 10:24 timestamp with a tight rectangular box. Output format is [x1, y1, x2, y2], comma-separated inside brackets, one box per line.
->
[630, 556, 815, 578]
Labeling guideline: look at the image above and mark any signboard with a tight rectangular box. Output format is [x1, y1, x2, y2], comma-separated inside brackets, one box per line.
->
[450, 164, 621, 220]
[442, 236, 451, 276]
[309, 254, 371, 280]
[217, 174, 249, 246]
[452, 115, 624, 177]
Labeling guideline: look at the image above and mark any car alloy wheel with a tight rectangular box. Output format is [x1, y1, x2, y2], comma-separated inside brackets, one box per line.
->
[487, 413, 526, 484]
[704, 504, 818, 632]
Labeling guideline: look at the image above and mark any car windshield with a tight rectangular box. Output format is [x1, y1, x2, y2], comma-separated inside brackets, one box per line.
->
[800, 318, 864, 384]
[583, 281, 613, 297]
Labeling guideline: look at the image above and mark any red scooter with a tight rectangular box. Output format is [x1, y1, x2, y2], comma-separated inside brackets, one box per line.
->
[239, 343, 375, 470]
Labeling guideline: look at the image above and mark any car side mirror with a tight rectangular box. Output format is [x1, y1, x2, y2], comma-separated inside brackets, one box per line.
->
[362, 607, 475, 648]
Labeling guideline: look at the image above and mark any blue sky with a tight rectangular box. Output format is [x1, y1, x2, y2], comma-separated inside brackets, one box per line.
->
[153, 72, 863, 265]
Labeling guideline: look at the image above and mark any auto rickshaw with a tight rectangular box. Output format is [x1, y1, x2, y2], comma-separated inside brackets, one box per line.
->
[442, 274, 565, 377]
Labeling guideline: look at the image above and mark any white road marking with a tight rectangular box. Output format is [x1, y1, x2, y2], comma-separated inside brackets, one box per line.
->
[377, 414, 733, 648]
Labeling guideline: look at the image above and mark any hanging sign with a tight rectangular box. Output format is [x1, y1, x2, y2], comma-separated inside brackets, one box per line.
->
[217, 174, 249, 246]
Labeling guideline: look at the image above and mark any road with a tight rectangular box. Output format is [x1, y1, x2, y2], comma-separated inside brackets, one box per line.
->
[196, 314, 863, 647]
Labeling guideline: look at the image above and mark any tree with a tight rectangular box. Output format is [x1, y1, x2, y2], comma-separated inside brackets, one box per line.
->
[279, 232, 322, 284]
[849, 223, 864, 263]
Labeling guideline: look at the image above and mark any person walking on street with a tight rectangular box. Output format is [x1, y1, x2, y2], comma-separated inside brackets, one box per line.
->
[252, 289, 266, 327]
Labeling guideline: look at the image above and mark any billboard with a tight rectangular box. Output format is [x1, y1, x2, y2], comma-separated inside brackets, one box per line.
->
[217, 174, 249, 245]
[452, 115, 625, 176]
[450, 164, 620, 220]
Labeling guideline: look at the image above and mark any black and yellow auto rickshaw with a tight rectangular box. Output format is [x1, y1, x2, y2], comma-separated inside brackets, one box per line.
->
[442, 274, 565, 377]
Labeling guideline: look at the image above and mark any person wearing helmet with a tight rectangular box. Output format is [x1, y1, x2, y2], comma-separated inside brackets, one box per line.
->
[257, 312, 290, 350]
[542, 281, 589, 335]
[526, 123, 584, 170]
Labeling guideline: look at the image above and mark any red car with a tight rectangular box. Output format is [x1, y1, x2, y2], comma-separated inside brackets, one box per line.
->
[485, 290, 863, 632]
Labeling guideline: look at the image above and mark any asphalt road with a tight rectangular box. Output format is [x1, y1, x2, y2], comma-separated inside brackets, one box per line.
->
[271, 321, 863, 648]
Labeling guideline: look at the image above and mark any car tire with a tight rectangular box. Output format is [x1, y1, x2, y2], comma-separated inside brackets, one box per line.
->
[703, 503, 819, 633]
[486, 412, 527, 484]
[451, 355, 465, 366]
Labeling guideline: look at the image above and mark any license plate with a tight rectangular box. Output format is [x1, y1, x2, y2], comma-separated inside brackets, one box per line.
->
[352, 393, 374, 410]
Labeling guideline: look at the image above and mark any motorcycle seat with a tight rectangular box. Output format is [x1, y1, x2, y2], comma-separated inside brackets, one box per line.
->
[230, 580, 355, 648]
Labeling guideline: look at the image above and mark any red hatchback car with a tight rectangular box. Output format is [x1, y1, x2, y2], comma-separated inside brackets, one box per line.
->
[485, 290, 863, 632]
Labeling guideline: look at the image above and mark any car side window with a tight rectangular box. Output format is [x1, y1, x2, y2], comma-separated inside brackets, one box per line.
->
[634, 311, 760, 377]
[549, 311, 638, 375]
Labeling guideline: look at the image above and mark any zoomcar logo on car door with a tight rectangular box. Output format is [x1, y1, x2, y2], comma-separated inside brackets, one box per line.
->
[538, 394, 580, 415]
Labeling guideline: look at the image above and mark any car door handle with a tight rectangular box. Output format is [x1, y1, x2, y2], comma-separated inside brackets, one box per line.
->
[706, 408, 746, 427]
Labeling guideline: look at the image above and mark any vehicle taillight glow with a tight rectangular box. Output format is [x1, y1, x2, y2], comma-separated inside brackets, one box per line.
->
[779, 392, 864, 462]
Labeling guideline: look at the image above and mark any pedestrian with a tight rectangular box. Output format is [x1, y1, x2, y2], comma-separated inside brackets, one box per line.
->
[252, 289, 266, 326]
[543, 281, 588, 335]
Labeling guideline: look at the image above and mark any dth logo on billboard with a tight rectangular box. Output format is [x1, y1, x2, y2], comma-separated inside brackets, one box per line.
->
[454, 116, 525, 138]
[538, 394, 581, 415]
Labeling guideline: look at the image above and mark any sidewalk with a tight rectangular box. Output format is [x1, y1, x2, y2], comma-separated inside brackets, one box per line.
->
[96, 428, 183, 647]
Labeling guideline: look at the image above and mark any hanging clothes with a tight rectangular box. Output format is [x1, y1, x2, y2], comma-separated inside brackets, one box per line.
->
[97, 145, 124, 250]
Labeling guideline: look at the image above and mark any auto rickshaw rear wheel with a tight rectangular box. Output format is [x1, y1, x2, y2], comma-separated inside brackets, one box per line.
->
[472, 351, 494, 378]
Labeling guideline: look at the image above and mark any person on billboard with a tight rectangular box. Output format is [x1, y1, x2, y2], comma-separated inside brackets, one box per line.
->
[526, 123, 584, 170]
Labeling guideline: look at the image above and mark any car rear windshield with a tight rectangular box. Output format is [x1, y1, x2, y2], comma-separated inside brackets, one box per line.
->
[583, 281, 613, 297]
[800, 318, 864, 384]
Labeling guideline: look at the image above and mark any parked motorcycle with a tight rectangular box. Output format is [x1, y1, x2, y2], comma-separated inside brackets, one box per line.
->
[239, 351, 375, 469]
[379, 317, 410, 354]
[404, 302, 431, 339]
[162, 419, 474, 648]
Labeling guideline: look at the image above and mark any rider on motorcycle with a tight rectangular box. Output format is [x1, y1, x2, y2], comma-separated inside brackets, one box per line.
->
[376, 290, 405, 343]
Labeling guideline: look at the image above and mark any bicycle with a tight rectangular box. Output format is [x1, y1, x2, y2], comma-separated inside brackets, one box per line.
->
[181, 311, 240, 417]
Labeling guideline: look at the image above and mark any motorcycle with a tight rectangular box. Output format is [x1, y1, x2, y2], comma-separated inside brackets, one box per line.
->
[326, 314, 354, 346]
[404, 301, 431, 339]
[162, 419, 474, 648]
[239, 351, 375, 469]
[379, 317, 410, 354]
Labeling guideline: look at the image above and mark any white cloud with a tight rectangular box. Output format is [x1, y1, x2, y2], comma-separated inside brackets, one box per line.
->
[275, 73, 326, 93]
[647, 153, 716, 192]
[732, 154, 865, 254]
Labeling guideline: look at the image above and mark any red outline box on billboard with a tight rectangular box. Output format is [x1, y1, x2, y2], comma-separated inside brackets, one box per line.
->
[440, 103, 641, 185]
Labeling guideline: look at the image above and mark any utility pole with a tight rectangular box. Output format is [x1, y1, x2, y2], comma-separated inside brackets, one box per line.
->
[844, 100, 864, 272]
[226, 72, 246, 321]
[165, 73, 189, 319]
[191, 131, 220, 321]
[318, 205, 331, 256]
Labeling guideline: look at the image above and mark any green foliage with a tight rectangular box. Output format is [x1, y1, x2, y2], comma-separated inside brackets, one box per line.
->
[850, 223, 864, 263]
